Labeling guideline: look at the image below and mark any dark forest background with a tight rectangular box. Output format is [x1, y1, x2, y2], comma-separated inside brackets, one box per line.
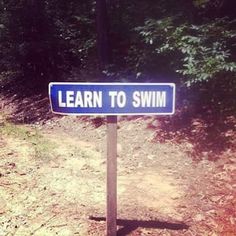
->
[0, 0, 236, 114]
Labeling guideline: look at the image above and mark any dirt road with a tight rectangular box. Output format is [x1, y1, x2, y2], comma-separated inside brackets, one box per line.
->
[0, 110, 236, 235]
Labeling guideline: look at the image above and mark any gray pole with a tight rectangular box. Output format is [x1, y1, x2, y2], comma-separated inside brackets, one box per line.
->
[106, 115, 117, 236]
[96, 1, 116, 234]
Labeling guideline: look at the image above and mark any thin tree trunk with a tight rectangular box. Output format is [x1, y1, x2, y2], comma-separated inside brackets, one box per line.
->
[96, 0, 112, 71]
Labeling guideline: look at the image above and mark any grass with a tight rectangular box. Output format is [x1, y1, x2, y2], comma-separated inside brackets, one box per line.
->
[0, 114, 56, 160]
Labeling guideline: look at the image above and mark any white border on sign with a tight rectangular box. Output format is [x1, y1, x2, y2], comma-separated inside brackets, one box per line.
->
[48, 82, 176, 116]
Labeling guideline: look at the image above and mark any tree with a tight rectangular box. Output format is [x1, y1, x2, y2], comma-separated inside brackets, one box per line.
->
[0, 0, 235, 98]
[96, 0, 112, 70]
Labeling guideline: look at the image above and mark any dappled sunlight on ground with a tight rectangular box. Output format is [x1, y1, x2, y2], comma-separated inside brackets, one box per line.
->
[0, 110, 236, 235]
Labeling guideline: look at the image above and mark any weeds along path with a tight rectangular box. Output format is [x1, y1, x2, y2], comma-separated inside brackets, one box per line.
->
[0, 112, 236, 235]
[0, 119, 107, 235]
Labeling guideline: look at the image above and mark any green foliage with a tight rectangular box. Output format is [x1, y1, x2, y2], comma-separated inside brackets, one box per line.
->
[193, 0, 210, 8]
[46, 0, 97, 76]
[136, 17, 236, 86]
[0, 0, 236, 89]
[0, 0, 97, 85]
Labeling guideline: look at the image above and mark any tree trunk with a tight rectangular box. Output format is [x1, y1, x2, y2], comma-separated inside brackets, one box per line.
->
[96, 0, 112, 71]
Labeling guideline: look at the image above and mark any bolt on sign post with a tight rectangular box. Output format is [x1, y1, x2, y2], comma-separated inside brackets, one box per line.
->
[49, 82, 175, 236]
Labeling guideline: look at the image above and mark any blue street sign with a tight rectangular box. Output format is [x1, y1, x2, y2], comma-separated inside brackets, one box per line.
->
[49, 83, 175, 115]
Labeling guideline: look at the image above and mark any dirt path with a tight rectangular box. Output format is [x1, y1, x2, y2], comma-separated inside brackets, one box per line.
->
[1, 109, 236, 235]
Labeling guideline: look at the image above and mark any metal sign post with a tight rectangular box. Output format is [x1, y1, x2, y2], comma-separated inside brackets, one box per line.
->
[49, 82, 176, 236]
[107, 116, 117, 236]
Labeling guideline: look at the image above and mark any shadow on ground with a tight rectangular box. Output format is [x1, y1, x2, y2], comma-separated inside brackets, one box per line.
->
[149, 77, 236, 161]
[1, 76, 54, 124]
[1, 75, 236, 160]
[89, 216, 189, 236]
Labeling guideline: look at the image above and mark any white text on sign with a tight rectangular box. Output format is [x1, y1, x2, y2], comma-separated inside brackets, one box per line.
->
[58, 90, 167, 108]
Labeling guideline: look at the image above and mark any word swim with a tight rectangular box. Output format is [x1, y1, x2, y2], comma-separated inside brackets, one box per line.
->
[58, 90, 167, 108]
